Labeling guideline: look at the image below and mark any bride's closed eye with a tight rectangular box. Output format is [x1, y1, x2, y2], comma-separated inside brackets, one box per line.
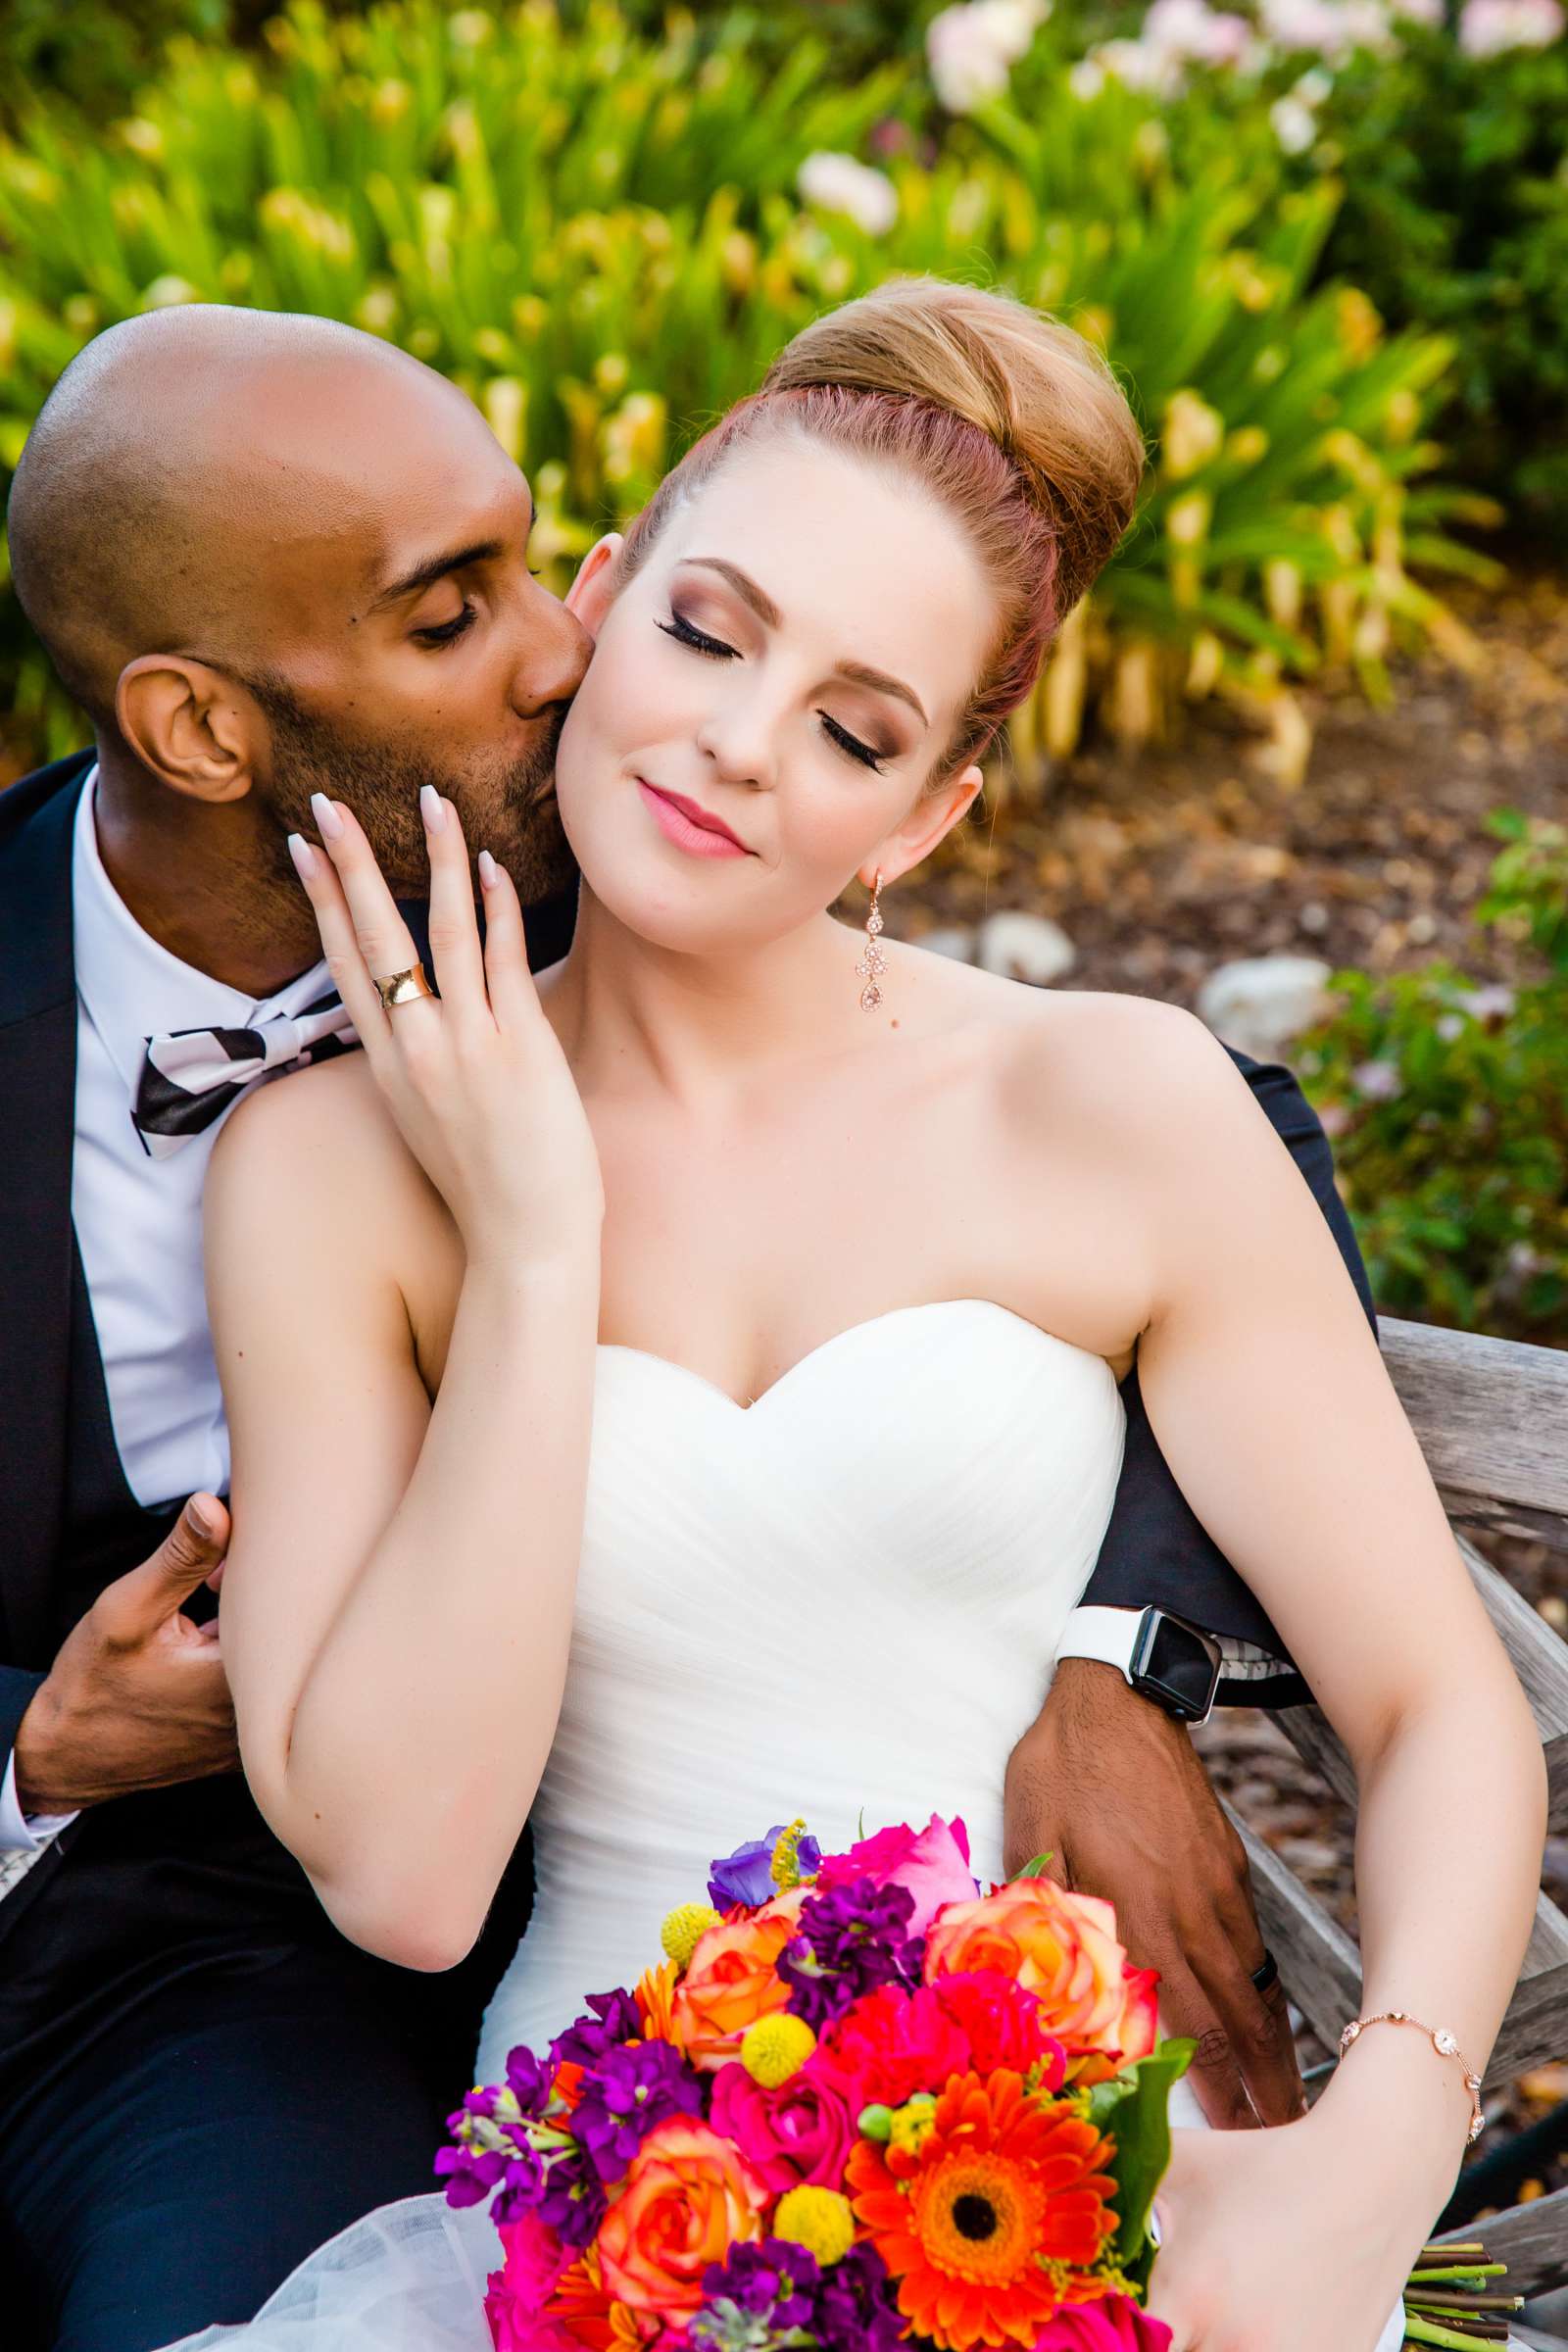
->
[656, 610, 887, 772]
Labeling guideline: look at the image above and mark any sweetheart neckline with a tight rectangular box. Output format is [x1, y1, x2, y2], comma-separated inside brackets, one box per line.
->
[596, 1297, 1113, 1415]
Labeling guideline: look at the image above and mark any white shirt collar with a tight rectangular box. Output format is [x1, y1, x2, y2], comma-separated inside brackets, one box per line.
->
[72, 765, 332, 1101]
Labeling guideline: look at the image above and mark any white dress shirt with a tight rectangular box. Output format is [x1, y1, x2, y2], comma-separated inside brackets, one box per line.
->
[0, 770, 333, 1853]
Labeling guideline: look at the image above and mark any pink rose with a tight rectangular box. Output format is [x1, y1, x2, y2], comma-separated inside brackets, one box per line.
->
[813, 1814, 977, 1936]
[805, 1982, 972, 2113]
[709, 2060, 856, 2189]
[1037, 2295, 1173, 2349]
[483, 2215, 571, 2351]
[930, 1967, 1068, 2084]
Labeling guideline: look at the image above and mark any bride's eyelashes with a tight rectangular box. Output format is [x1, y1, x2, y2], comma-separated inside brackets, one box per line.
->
[658, 610, 736, 662]
[657, 610, 888, 772]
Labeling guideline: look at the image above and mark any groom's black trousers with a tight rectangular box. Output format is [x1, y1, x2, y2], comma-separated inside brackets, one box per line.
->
[0, 1945, 463, 2352]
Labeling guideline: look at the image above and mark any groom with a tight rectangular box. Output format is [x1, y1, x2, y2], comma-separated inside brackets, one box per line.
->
[1, 307, 1371, 2352]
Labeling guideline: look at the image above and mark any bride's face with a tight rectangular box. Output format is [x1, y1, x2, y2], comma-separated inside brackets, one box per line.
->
[552, 437, 992, 953]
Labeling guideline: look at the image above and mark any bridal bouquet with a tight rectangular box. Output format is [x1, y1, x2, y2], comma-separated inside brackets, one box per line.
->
[437, 1815, 1195, 2352]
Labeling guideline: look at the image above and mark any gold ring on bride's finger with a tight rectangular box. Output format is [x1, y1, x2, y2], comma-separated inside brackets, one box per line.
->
[373, 961, 435, 1010]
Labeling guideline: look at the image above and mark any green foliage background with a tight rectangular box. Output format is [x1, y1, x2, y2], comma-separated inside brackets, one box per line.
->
[0, 0, 1492, 785]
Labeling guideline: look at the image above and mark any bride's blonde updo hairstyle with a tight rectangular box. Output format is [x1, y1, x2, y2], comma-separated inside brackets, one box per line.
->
[614, 276, 1147, 781]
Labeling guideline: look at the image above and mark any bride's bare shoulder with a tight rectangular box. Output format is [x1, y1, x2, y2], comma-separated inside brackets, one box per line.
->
[984, 980, 1261, 1173]
[207, 1051, 448, 1275]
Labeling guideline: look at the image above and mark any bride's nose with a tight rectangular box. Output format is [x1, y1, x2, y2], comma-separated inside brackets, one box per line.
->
[694, 689, 779, 794]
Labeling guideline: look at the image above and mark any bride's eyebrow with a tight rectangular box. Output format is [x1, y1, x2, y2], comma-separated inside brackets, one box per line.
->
[680, 555, 927, 726]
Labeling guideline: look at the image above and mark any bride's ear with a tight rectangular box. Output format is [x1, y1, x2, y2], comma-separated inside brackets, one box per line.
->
[564, 533, 624, 638]
[859, 762, 984, 890]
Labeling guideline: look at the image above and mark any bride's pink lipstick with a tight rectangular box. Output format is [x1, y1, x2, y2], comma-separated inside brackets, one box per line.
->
[638, 779, 752, 858]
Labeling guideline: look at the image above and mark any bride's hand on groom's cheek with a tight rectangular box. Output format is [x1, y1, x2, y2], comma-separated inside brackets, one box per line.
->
[287, 789, 605, 1270]
[1003, 1659, 1306, 2131]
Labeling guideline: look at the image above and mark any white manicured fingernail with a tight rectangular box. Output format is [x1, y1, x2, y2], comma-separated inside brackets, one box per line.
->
[287, 834, 318, 880]
[419, 784, 445, 833]
[477, 849, 499, 889]
[310, 792, 343, 840]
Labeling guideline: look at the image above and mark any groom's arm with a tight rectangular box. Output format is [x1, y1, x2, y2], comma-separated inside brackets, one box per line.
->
[1004, 1047, 1375, 2132]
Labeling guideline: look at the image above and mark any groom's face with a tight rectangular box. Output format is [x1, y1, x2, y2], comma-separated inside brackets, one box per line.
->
[236, 367, 592, 902]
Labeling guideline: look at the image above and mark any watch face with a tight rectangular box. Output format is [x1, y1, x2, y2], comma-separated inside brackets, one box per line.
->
[1135, 1613, 1221, 1722]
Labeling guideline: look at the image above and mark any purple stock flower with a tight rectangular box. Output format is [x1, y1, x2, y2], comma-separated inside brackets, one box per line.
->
[573, 2040, 706, 2181]
[812, 2243, 905, 2352]
[693, 2238, 822, 2343]
[708, 1826, 822, 1911]
[435, 2084, 545, 2214]
[533, 2142, 608, 2247]
[548, 1986, 642, 2071]
[777, 1879, 923, 2028]
[504, 2044, 554, 2115]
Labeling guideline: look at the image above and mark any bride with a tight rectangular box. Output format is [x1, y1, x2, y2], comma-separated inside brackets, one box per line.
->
[188, 278, 1541, 2351]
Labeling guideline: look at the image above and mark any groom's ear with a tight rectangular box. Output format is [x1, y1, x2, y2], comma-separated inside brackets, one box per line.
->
[564, 533, 625, 638]
[117, 655, 261, 805]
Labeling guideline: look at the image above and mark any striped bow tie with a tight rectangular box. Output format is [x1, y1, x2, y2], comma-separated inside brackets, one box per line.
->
[132, 990, 359, 1159]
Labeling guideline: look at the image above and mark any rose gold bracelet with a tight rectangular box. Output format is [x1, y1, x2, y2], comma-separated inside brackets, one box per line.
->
[1338, 2012, 1485, 2145]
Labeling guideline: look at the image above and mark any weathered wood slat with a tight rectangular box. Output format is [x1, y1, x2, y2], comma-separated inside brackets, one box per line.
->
[1488, 1960, 1568, 2088]
[1381, 1317, 1568, 1546]
[1439, 2184, 1568, 2298]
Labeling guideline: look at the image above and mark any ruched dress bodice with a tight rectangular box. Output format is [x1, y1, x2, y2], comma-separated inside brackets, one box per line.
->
[477, 1298, 1126, 2082]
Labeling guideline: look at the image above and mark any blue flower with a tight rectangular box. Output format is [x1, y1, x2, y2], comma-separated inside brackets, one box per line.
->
[707, 1826, 823, 1910]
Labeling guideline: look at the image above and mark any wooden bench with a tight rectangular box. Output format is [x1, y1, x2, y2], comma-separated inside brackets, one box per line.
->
[1226, 1315, 1568, 2311]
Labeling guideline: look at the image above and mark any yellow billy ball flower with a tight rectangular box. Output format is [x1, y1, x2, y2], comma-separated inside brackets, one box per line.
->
[739, 2013, 816, 2087]
[660, 1902, 722, 1971]
[774, 2185, 856, 2267]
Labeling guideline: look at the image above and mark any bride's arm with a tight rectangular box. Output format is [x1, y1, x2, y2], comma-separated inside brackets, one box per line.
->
[1081, 997, 1542, 2337]
[206, 794, 603, 1970]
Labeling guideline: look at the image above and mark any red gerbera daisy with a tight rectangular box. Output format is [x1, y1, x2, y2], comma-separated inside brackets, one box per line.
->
[846, 2069, 1119, 2351]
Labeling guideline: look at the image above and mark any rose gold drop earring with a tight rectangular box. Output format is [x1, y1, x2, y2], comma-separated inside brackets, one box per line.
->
[857, 869, 888, 1012]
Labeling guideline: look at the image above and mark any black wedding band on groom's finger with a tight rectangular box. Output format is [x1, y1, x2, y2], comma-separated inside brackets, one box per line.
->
[1250, 1948, 1280, 1996]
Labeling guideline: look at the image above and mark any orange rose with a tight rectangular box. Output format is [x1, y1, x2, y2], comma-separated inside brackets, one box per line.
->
[667, 1899, 803, 2072]
[596, 2118, 769, 2315]
[922, 1880, 1158, 2082]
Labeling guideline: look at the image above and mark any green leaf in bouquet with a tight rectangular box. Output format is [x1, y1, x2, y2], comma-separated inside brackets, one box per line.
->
[1086, 2037, 1196, 2292]
[1014, 1852, 1055, 1879]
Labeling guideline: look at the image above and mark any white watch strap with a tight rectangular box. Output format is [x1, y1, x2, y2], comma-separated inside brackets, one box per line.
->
[1055, 1605, 1147, 1680]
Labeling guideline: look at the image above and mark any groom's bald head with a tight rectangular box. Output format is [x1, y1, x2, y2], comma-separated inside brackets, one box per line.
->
[10, 306, 481, 722]
[7, 305, 589, 898]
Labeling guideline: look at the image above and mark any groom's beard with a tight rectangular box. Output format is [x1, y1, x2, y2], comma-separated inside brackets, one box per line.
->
[250, 677, 576, 905]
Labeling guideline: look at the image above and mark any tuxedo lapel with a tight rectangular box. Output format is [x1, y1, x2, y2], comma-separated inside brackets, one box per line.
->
[0, 756, 91, 1665]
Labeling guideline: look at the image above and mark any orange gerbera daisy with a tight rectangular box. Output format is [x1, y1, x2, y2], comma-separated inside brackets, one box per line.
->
[635, 1958, 680, 2042]
[547, 2245, 645, 2349]
[846, 2069, 1119, 2351]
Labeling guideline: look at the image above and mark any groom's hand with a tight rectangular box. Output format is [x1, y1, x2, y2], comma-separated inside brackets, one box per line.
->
[1004, 1657, 1307, 2130]
[13, 1494, 238, 1812]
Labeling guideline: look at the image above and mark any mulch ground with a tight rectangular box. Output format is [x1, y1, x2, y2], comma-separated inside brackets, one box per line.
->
[898, 560, 1568, 2220]
[899, 558, 1568, 1007]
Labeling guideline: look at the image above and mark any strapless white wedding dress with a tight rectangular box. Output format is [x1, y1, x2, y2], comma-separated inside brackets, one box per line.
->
[166, 1302, 1409, 2352]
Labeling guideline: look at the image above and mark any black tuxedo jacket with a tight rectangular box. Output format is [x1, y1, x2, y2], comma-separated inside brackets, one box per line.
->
[0, 749, 1372, 2009]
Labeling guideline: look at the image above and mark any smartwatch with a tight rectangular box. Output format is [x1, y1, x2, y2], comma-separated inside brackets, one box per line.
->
[1055, 1605, 1224, 1726]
